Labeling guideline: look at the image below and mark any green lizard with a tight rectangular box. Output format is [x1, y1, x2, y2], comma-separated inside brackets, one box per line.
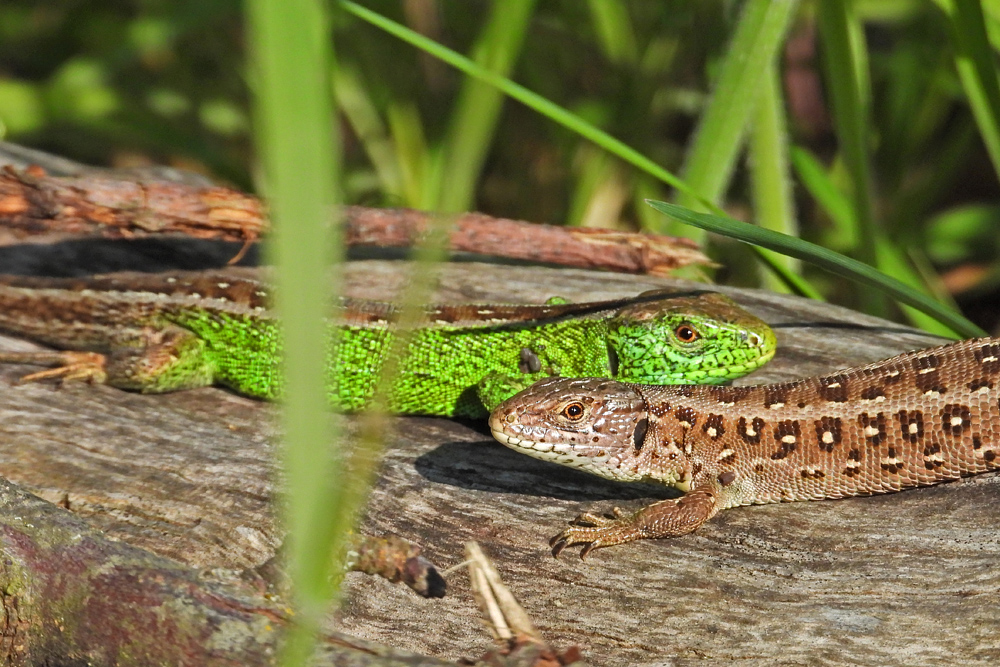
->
[0, 270, 776, 417]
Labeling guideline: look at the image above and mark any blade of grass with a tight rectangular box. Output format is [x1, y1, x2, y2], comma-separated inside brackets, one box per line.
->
[790, 144, 957, 335]
[586, 0, 639, 65]
[340, 1, 824, 299]
[789, 145, 856, 246]
[646, 200, 985, 338]
[337, 0, 704, 209]
[246, 0, 341, 663]
[939, 0, 1000, 183]
[817, 0, 883, 314]
[874, 238, 958, 337]
[387, 101, 433, 208]
[346, 215, 454, 620]
[677, 0, 800, 218]
[567, 148, 629, 227]
[334, 63, 404, 200]
[748, 61, 799, 292]
[437, 0, 537, 213]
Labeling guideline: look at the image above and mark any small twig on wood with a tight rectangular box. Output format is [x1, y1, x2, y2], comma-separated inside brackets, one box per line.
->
[463, 541, 584, 667]
[0, 165, 710, 275]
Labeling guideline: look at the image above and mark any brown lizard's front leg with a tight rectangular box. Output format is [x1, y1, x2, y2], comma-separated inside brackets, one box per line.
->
[551, 486, 720, 558]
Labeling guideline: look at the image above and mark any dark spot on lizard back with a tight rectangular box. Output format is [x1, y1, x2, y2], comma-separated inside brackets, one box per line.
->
[770, 420, 800, 459]
[674, 406, 698, 428]
[818, 374, 849, 403]
[912, 354, 948, 394]
[923, 443, 943, 470]
[764, 387, 789, 408]
[860, 385, 885, 401]
[519, 347, 541, 374]
[895, 410, 924, 443]
[702, 414, 725, 439]
[711, 385, 755, 404]
[738, 417, 764, 445]
[941, 404, 972, 436]
[974, 342, 1000, 374]
[858, 412, 887, 446]
[736, 417, 764, 445]
[968, 378, 994, 392]
[815, 416, 842, 452]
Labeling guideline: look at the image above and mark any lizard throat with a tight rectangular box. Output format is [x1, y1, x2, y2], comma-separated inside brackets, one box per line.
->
[490, 427, 646, 483]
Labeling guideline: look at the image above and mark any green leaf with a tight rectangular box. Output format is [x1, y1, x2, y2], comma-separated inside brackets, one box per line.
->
[817, 0, 880, 311]
[646, 200, 985, 339]
[940, 0, 1000, 184]
[436, 0, 537, 212]
[748, 62, 799, 292]
[337, 0, 710, 211]
[678, 0, 800, 214]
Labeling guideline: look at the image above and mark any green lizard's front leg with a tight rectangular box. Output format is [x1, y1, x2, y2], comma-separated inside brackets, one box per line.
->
[0, 325, 218, 393]
[476, 371, 551, 413]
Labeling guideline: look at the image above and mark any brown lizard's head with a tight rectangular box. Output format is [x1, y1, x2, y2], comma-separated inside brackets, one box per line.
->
[489, 377, 688, 486]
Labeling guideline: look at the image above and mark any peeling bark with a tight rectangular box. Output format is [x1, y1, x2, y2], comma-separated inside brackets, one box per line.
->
[0, 145, 709, 275]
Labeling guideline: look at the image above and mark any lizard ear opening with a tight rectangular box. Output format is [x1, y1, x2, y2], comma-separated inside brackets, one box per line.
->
[633, 418, 648, 452]
[607, 344, 620, 376]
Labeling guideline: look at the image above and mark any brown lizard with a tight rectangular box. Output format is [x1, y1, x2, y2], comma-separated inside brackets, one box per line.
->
[489, 337, 1000, 557]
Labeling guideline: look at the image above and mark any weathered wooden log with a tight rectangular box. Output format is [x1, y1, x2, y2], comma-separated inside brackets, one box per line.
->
[0, 259, 994, 665]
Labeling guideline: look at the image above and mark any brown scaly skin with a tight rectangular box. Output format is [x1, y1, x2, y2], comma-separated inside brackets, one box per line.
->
[489, 337, 1000, 557]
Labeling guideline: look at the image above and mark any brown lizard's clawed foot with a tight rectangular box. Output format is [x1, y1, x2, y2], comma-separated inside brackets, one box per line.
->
[0, 351, 108, 385]
[550, 489, 720, 559]
[550, 507, 645, 559]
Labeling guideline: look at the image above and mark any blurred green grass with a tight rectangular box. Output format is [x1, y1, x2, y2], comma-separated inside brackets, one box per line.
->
[3, 0, 1000, 331]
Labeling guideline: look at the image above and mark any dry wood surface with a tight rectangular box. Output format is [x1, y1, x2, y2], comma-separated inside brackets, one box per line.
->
[0, 259, 995, 665]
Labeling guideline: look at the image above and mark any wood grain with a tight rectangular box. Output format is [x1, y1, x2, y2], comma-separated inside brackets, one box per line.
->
[0, 260, 995, 666]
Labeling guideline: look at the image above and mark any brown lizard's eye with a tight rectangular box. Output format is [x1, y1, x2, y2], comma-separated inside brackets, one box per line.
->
[675, 324, 699, 343]
[562, 402, 585, 419]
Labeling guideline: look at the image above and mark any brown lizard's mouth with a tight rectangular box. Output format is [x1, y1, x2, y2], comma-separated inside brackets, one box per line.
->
[489, 426, 644, 482]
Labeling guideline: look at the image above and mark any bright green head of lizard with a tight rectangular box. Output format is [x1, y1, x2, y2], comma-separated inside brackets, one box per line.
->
[606, 291, 776, 385]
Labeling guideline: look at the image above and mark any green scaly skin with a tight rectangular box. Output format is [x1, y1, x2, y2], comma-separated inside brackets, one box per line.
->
[0, 272, 777, 418]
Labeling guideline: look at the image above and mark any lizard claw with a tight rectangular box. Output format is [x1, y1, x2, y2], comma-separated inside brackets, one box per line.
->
[1, 351, 108, 386]
[548, 509, 643, 559]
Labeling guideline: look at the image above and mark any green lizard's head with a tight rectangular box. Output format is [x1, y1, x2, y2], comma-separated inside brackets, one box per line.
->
[606, 291, 776, 385]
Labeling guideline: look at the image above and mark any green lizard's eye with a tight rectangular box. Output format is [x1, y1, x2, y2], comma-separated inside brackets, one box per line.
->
[562, 402, 585, 419]
[674, 324, 699, 343]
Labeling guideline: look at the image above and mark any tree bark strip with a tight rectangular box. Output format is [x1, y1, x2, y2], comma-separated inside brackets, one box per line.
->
[0, 151, 709, 275]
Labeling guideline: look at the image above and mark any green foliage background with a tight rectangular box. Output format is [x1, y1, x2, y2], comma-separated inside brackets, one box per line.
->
[3, 0, 1000, 331]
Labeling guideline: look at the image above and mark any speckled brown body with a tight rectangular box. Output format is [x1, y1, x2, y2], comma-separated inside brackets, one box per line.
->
[490, 337, 1000, 555]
